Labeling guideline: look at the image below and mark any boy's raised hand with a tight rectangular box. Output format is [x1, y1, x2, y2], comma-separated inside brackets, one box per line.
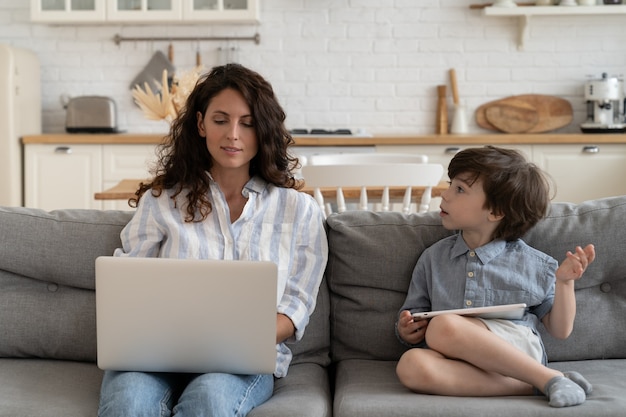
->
[556, 244, 595, 282]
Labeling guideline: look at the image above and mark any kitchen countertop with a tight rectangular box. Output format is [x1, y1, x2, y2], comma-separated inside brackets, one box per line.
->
[21, 133, 626, 146]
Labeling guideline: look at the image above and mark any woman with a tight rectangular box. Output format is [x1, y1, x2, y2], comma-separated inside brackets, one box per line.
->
[98, 63, 328, 417]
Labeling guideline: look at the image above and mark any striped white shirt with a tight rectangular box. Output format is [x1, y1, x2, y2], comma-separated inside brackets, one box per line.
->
[114, 175, 328, 377]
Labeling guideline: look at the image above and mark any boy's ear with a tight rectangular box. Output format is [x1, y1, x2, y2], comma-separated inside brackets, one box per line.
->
[488, 211, 504, 222]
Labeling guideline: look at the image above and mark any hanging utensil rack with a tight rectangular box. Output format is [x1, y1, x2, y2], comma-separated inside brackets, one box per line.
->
[113, 33, 260, 45]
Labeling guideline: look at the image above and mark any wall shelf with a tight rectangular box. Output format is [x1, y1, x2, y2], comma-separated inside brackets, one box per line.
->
[480, 5, 626, 50]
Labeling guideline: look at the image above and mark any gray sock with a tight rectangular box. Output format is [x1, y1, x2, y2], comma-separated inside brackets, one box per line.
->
[564, 371, 593, 395]
[544, 376, 586, 408]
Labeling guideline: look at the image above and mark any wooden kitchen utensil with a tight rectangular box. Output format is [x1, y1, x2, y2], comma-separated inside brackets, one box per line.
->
[476, 95, 573, 133]
[449, 69, 468, 134]
[485, 102, 539, 133]
[436, 85, 448, 134]
[478, 96, 541, 131]
[450, 69, 459, 106]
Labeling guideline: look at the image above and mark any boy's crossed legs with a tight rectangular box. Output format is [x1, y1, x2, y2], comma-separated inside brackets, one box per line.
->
[396, 314, 591, 407]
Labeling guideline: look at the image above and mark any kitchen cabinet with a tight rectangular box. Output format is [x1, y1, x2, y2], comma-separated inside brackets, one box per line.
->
[30, 0, 107, 22]
[532, 144, 626, 204]
[107, 0, 182, 22]
[376, 143, 626, 204]
[24, 143, 156, 211]
[24, 143, 103, 211]
[101, 144, 157, 210]
[30, 0, 259, 23]
[182, 0, 259, 23]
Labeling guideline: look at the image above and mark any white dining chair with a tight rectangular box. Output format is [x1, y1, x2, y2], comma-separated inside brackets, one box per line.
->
[305, 152, 429, 165]
[301, 153, 444, 217]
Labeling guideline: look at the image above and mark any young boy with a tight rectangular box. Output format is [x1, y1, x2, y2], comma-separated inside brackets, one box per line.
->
[395, 146, 596, 408]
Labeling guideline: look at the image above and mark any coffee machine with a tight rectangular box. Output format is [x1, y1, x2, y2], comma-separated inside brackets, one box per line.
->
[581, 72, 626, 133]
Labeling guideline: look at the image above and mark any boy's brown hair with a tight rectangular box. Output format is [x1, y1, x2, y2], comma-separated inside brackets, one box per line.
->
[447, 146, 552, 241]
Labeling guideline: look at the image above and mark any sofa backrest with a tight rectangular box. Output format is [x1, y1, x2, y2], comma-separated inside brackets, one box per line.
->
[0, 207, 133, 362]
[325, 196, 626, 363]
[326, 210, 453, 361]
[524, 196, 626, 361]
[0, 206, 330, 369]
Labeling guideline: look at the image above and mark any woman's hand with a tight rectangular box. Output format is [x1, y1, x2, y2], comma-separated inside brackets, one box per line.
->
[397, 310, 428, 345]
[276, 313, 295, 344]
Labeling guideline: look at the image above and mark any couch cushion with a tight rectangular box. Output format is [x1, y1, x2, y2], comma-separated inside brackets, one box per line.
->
[333, 358, 626, 417]
[325, 210, 453, 362]
[0, 207, 132, 290]
[524, 196, 626, 361]
[248, 363, 331, 417]
[0, 359, 103, 417]
[0, 272, 97, 361]
[0, 207, 132, 361]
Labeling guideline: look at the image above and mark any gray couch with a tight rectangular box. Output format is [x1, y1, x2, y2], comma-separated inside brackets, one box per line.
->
[1, 196, 625, 417]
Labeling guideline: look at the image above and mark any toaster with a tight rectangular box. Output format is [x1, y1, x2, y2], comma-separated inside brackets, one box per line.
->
[65, 96, 119, 133]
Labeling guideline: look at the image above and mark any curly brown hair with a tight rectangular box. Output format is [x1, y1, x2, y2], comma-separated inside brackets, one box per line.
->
[447, 146, 553, 241]
[131, 63, 302, 221]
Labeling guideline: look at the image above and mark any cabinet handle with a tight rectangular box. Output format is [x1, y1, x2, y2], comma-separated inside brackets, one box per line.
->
[582, 145, 599, 154]
[444, 147, 461, 154]
[54, 146, 73, 154]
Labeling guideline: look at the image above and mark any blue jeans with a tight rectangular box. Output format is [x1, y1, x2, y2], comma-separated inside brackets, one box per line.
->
[98, 371, 274, 417]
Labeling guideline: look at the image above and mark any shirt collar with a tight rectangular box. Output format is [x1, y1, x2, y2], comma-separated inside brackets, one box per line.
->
[206, 172, 267, 197]
[450, 234, 507, 264]
[243, 176, 267, 197]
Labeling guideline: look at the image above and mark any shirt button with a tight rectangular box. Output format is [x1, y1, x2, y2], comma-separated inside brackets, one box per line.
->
[465, 300, 473, 307]
[469, 251, 475, 257]
[468, 271, 474, 278]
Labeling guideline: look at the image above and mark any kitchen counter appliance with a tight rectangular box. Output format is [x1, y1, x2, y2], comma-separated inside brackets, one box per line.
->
[65, 96, 119, 133]
[581, 73, 626, 134]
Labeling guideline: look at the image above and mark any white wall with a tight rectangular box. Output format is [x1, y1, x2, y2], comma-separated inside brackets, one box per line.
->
[1, 0, 626, 135]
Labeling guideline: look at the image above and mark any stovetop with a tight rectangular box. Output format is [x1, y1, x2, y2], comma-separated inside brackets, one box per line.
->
[289, 128, 372, 137]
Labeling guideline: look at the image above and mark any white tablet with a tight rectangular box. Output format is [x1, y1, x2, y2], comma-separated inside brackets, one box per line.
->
[411, 303, 527, 321]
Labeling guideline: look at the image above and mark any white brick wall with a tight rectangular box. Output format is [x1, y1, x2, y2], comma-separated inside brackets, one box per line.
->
[2, 1, 625, 134]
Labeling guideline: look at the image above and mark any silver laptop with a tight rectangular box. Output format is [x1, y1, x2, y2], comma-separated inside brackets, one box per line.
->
[95, 256, 278, 374]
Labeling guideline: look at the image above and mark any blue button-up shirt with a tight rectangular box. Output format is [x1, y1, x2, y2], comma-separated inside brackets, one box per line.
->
[115, 175, 328, 377]
[400, 234, 557, 359]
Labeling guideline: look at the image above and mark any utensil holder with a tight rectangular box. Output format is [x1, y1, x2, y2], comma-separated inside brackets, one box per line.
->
[451, 103, 469, 134]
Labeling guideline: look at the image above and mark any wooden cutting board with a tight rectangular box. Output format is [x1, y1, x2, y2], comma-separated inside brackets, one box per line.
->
[476, 95, 573, 133]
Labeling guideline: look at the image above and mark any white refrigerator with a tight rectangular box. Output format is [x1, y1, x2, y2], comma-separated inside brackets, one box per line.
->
[0, 44, 41, 207]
